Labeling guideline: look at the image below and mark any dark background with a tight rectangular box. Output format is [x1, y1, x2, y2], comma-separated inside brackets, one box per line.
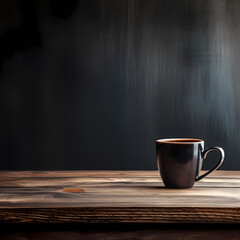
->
[0, 0, 239, 170]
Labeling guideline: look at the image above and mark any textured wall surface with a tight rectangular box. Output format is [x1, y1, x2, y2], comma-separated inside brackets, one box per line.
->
[0, 0, 240, 170]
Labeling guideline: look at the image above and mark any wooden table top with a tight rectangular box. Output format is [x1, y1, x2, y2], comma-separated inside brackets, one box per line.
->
[0, 170, 240, 224]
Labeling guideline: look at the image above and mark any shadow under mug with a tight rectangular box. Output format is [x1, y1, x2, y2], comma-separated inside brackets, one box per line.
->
[156, 138, 225, 188]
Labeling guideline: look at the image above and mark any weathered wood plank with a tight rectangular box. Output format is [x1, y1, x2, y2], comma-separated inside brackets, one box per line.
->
[1, 207, 240, 224]
[0, 171, 240, 223]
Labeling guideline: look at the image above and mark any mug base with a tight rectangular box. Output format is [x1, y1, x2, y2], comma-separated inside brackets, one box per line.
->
[163, 182, 194, 189]
[164, 185, 193, 189]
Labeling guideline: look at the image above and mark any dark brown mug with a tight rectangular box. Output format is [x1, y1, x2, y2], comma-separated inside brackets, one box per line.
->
[156, 138, 224, 188]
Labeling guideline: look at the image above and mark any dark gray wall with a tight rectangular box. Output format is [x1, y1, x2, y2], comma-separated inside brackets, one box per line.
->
[0, 0, 240, 170]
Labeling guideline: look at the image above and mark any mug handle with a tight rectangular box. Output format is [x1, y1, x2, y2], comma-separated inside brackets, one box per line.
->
[195, 147, 225, 181]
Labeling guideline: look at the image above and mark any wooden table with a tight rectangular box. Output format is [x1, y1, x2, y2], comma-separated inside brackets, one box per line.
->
[0, 170, 240, 223]
[1, 170, 240, 239]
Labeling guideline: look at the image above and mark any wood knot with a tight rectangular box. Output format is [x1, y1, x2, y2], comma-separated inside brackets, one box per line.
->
[62, 188, 85, 193]
[31, 173, 47, 176]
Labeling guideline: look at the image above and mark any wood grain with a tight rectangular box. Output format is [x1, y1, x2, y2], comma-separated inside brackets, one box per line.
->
[0, 171, 240, 223]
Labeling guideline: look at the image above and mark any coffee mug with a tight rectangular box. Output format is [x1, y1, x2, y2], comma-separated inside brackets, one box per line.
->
[156, 138, 224, 188]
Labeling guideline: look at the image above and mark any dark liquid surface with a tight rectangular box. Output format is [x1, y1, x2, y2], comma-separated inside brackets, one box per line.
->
[165, 139, 201, 143]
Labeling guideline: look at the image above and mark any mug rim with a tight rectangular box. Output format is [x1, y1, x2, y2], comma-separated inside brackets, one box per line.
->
[156, 138, 204, 144]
